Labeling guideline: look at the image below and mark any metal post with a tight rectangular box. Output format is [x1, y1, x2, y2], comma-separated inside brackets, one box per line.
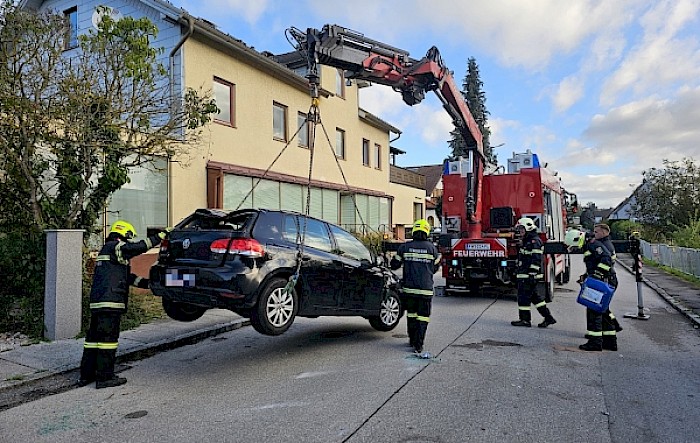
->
[624, 232, 650, 320]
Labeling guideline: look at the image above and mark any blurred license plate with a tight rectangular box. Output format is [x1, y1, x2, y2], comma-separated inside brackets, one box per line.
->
[165, 269, 196, 287]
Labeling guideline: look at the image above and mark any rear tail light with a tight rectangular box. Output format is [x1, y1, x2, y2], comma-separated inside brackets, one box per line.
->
[160, 239, 170, 253]
[210, 238, 265, 258]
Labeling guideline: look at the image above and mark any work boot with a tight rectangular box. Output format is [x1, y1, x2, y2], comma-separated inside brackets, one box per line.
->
[602, 336, 618, 351]
[613, 319, 623, 332]
[511, 320, 531, 327]
[579, 340, 603, 351]
[538, 317, 557, 328]
[77, 378, 94, 387]
[95, 376, 127, 389]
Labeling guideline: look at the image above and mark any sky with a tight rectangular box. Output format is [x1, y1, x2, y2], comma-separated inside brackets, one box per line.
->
[174, 0, 700, 209]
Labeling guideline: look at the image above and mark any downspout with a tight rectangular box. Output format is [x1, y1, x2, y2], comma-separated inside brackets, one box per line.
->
[167, 15, 194, 226]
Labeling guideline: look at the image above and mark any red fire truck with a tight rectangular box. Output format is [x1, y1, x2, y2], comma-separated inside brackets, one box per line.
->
[441, 150, 571, 299]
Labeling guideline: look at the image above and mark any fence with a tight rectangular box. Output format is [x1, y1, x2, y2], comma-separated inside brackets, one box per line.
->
[641, 240, 700, 279]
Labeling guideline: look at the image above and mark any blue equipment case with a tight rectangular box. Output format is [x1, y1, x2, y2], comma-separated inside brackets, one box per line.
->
[577, 277, 615, 313]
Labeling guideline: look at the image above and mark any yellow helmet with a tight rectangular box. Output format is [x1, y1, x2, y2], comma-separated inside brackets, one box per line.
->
[110, 220, 136, 239]
[412, 219, 431, 236]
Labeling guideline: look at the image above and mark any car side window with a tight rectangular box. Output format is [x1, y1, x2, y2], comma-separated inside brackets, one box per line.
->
[283, 216, 333, 253]
[329, 225, 372, 262]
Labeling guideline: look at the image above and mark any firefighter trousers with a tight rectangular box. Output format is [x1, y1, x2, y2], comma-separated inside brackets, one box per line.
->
[405, 293, 432, 352]
[584, 308, 617, 347]
[516, 280, 554, 322]
[80, 310, 122, 382]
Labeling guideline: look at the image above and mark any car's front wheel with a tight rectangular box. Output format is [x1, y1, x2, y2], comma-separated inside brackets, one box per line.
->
[162, 298, 206, 322]
[368, 291, 402, 331]
[250, 277, 298, 336]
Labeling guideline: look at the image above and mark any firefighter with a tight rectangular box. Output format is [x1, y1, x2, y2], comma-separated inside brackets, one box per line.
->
[511, 217, 557, 328]
[79, 221, 168, 388]
[566, 228, 616, 351]
[390, 219, 441, 355]
[594, 223, 623, 335]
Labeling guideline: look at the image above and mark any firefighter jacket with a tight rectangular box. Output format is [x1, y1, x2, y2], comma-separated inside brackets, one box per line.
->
[583, 238, 613, 281]
[89, 233, 161, 311]
[516, 231, 544, 281]
[599, 236, 617, 276]
[390, 239, 440, 296]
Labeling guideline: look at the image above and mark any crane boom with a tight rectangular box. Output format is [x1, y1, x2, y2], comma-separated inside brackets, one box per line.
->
[289, 24, 485, 237]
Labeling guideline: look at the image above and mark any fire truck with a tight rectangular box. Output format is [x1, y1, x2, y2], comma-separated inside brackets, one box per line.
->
[290, 25, 570, 298]
[441, 150, 571, 299]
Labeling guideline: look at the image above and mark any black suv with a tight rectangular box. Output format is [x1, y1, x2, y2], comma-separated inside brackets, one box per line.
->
[149, 208, 403, 335]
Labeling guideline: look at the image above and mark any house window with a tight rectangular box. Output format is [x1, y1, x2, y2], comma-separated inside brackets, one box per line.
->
[273, 102, 288, 141]
[213, 77, 235, 126]
[374, 143, 382, 169]
[64, 7, 78, 50]
[335, 128, 345, 159]
[298, 112, 309, 148]
[362, 139, 370, 167]
[335, 69, 345, 98]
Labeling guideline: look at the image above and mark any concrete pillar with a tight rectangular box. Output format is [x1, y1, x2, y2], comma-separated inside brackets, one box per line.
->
[44, 229, 84, 340]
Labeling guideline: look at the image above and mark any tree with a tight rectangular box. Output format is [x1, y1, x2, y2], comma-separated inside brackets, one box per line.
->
[631, 158, 699, 236]
[448, 57, 495, 164]
[0, 2, 217, 237]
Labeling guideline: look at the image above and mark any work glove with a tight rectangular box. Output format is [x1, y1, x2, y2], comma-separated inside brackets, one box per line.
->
[157, 227, 173, 240]
[592, 270, 606, 281]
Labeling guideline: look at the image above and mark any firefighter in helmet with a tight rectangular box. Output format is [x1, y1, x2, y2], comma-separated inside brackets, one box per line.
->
[390, 219, 441, 355]
[511, 217, 557, 328]
[565, 227, 616, 351]
[79, 220, 169, 388]
[593, 223, 623, 337]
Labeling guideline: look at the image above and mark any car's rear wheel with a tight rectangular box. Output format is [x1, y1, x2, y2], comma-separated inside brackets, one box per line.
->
[368, 291, 402, 331]
[162, 298, 206, 322]
[251, 277, 298, 335]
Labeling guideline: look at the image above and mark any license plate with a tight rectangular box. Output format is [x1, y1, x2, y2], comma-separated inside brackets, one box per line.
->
[165, 269, 196, 287]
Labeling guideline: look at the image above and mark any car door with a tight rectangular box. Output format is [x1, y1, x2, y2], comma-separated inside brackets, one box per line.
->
[283, 215, 344, 312]
[328, 225, 385, 312]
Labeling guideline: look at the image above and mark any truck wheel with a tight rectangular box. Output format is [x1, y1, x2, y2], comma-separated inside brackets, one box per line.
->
[251, 277, 298, 336]
[545, 264, 555, 303]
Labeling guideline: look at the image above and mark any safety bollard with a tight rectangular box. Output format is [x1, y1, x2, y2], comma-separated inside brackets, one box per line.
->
[624, 232, 650, 320]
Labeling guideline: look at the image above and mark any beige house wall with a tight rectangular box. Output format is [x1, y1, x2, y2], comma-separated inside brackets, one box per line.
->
[170, 36, 394, 223]
[389, 182, 425, 230]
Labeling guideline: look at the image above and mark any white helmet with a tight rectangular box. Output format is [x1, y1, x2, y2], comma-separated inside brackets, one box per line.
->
[565, 229, 585, 247]
[516, 217, 537, 232]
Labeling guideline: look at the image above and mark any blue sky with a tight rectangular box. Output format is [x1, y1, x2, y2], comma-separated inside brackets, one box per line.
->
[174, 0, 700, 209]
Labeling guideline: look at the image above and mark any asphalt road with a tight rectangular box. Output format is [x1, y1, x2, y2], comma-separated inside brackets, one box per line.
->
[0, 259, 698, 443]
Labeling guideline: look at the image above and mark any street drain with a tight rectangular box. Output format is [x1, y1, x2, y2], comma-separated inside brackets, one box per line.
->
[454, 340, 521, 349]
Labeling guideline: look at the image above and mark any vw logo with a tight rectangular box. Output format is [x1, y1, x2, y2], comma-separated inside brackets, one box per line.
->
[183, 238, 191, 249]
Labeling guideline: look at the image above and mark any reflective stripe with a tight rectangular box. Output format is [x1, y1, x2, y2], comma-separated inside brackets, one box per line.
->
[530, 248, 543, 254]
[407, 313, 418, 318]
[90, 302, 126, 309]
[144, 237, 153, 249]
[609, 312, 616, 320]
[518, 306, 531, 311]
[404, 288, 434, 296]
[96, 342, 118, 350]
[516, 274, 530, 279]
[434, 256, 441, 265]
[115, 242, 128, 265]
[416, 315, 430, 323]
[583, 251, 592, 257]
[96, 255, 111, 261]
[602, 330, 617, 336]
[404, 252, 436, 259]
[83, 342, 98, 349]
[534, 274, 543, 279]
[134, 276, 143, 286]
[529, 264, 541, 271]
[586, 331, 603, 337]
[611, 253, 617, 261]
[598, 264, 611, 271]
[534, 301, 547, 308]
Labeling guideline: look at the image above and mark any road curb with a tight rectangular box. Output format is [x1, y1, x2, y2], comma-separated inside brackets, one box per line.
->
[616, 259, 700, 329]
[0, 317, 251, 397]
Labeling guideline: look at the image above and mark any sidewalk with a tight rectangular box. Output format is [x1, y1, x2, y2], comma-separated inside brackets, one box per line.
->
[1, 253, 699, 406]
